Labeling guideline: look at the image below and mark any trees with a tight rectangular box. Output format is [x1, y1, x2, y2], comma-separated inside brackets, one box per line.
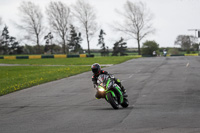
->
[0, 19, 3, 47]
[141, 40, 159, 56]
[115, 1, 155, 55]
[97, 29, 109, 56]
[0, 26, 23, 55]
[23, 44, 35, 54]
[192, 43, 199, 51]
[0, 26, 9, 54]
[112, 37, 127, 56]
[18, 1, 44, 54]
[73, 0, 98, 55]
[46, 1, 71, 54]
[174, 35, 195, 50]
[68, 25, 83, 53]
[0, 17, 3, 49]
[44, 32, 53, 46]
[44, 32, 55, 54]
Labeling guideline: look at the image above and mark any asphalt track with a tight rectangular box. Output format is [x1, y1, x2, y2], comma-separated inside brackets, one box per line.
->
[1, 56, 200, 133]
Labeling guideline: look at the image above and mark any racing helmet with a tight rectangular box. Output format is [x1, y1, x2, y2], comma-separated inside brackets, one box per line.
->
[91, 63, 101, 75]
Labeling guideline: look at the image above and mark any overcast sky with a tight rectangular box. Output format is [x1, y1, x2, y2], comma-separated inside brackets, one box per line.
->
[0, 0, 200, 49]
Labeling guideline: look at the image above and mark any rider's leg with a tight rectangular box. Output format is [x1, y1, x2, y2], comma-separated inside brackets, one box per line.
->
[114, 78, 128, 97]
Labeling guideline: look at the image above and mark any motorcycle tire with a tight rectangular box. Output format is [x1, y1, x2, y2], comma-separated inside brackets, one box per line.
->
[121, 98, 129, 108]
[106, 92, 119, 109]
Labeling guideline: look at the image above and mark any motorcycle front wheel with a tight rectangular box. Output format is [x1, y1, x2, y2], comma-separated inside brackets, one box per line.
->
[106, 92, 119, 109]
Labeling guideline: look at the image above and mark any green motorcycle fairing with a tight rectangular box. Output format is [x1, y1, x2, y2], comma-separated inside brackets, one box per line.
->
[113, 85, 124, 104]
[105, 90, 116, 101]
[105, 79, 124, 104]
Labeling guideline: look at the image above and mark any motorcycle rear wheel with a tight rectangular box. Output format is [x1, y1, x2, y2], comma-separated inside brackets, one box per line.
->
[106, 92, 119, 109]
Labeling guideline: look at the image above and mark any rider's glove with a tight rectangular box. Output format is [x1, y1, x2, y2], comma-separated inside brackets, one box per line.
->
[94, 84, 97, 89]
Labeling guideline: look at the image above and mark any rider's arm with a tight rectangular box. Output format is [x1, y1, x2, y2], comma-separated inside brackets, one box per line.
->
[101, 70, 109, 75]
[102, 70, 115, 79]
[92, 76, 98, 88]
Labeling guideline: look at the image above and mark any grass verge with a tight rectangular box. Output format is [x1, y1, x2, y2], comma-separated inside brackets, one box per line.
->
[0, 66, 90, 96]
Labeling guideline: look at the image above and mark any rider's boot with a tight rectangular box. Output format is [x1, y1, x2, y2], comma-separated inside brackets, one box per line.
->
[121, 86, 128, 97]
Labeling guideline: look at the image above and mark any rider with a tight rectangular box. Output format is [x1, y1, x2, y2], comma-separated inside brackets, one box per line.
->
[91, 63, 127, 99]
[163, 49, 167, 56]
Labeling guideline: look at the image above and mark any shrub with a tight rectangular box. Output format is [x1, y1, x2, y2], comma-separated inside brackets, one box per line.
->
[168, 48, 180, 55]
[141, 40, 159, 56]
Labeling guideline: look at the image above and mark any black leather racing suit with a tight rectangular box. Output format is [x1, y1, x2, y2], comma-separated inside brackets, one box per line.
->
[92, 70, 108, 85]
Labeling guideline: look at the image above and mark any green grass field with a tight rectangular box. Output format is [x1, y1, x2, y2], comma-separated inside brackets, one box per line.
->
[0, 66, 90, 96]
[0, 56, 139, 96]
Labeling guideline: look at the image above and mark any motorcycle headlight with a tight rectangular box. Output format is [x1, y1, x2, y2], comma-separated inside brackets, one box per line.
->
[98, 87, 105, 92]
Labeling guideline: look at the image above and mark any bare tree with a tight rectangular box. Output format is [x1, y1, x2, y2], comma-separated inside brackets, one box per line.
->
[174, 35, 195, 50]
[115, 1, 155, 55]
[18, 1, 44, 54]
[72, 0, 98, 55]
[46, 1, 71, 54]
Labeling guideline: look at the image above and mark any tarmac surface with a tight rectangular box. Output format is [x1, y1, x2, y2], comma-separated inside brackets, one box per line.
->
[1, 56, 200, 133]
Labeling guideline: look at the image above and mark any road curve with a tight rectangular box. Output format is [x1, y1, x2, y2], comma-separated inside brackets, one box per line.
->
[1, 56, 200, 133]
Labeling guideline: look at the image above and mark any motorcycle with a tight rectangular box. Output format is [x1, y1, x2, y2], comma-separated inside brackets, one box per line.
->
[96, 74, 129, 109]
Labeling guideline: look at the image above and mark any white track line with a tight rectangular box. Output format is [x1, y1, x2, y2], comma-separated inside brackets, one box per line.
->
[186, 63, 189, 67]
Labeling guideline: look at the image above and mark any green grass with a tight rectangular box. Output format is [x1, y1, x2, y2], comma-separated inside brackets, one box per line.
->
[0, 56, 138, 65]
[0, 56, 140, 96]
[0, 66, 90, 96]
